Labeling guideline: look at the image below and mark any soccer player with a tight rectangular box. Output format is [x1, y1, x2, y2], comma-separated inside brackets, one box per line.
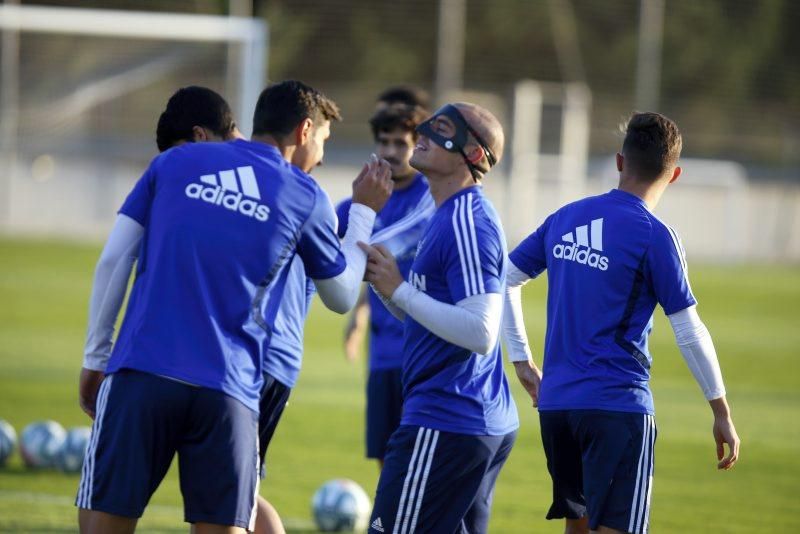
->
[153, 85, 289, 534]
[360, 102, 519, 533]
[338, 100, 433, 468]
[502, 112, 741, 534]
[77, 80, 393, 534]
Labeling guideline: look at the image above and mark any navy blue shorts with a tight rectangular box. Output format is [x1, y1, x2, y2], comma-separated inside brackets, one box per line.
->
[366, 367, 404, 460]
[76, 370, 260, 530]
[539, 410, 657, 534]
[258, 372, 291, 476]
[369, 425, 516, 533]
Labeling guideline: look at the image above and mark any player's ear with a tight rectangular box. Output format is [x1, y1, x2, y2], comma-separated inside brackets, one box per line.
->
[294, 118, 313, 145]
[669, 166, 682, 184]
[466, 145, 485, 165]
[192, 126, 209, 143]
[616, 152, 624, 172]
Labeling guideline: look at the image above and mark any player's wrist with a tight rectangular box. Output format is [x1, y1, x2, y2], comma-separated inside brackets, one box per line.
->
[390, 281, 413, 310]
[349, 202, 377, 219]
[709, 396, 731, 419]
[343, 204, 376, 250]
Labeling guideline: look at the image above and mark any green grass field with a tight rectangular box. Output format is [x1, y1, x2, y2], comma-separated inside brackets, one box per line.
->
[1, 237, 799, 533]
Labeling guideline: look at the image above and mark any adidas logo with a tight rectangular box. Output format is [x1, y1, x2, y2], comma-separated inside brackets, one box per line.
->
[184, 166, 270, 222]
[371, 517, 385, 532]
[552, 218, 609, 271]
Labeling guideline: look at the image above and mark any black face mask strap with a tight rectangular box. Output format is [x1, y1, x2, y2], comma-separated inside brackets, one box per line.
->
[449, 105, 497, 170]
[417, 104, 497, 182]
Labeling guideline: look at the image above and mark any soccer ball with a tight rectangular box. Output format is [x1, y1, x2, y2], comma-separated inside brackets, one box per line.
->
[56, 426, 92, 473]
[20, 420, 67, 468]
[311, 478, 372, 532]
[0, 419, 17, 466]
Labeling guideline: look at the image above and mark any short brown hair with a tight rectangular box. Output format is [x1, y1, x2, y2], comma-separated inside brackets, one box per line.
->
[252, 80, 341, 138]
[369, 103, 428, 141]
[621, 112, 682, 180]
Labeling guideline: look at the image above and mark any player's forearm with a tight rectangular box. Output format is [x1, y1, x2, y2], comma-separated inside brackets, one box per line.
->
[668, 306, 727, 401]
[502, 263, 534, 363]
[391, 282, 501, 354]
[83, 215, 143, 371]
[315, 203, 376, 313]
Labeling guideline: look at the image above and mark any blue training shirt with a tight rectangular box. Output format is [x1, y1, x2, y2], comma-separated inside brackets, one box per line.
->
[261, 255, 315, 388]
[336, 173, 433, 371]
[509, 188, 696, 415]
[400, 186, 519, 436]
[108, 139, 346, 412]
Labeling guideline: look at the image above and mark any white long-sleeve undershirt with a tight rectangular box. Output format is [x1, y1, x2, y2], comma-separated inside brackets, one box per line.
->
[83, 214, 143, 371]
[389, 281, 502, 355]
[313, 203, 375, 314]
[83, 203, 375, 371]
[667, 305, 727, 400]
[502, 262, 536, 362]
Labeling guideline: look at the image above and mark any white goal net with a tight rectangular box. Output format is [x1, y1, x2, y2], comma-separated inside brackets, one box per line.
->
[0, 4, 267, 237]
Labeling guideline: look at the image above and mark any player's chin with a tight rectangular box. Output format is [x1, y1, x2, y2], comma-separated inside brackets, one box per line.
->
[409, 153, 425, 172]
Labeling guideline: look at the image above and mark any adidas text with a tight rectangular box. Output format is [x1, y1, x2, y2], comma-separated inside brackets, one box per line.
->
[184, 166, 270, 222]
[553, 218, 609, 270]
[553, 243, 609, 271]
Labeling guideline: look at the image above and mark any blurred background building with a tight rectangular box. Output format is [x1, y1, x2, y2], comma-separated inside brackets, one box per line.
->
[1, 0, 798, 261]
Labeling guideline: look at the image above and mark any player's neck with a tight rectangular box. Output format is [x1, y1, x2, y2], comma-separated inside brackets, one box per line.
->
[391, 172, 417, 191]
[250, 134, 296, 163]
[427, 171, 475, 207]
[617, 175, 669, 211]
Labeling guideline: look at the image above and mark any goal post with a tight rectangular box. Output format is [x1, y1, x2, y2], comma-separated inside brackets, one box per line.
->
[0, 4, 268, 235]
[0, 4, 267, 136]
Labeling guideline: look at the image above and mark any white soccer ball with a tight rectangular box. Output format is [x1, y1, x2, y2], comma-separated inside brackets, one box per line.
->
[20, 420, 67, 469]
[56, 426, 92, 473]
[0, 419, 17, 466]
[311, 478, 372, 532]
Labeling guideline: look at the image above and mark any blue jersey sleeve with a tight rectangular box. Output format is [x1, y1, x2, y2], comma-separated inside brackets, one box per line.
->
[335, 198, 352, 239]
[444, 210, 504, 302]
[119, 164, 156, 226]
[646, 224, 697, 315]
[508, 215, 551, 279]
[297, 187, 347, 280]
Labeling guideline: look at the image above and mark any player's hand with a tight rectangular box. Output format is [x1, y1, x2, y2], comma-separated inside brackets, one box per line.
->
[358, 242, 403, 299]
[79, 367, 105, 420]
[352, 154, 393, 213]
[513, 360, 542, 407]
[713, 415, 740, 470]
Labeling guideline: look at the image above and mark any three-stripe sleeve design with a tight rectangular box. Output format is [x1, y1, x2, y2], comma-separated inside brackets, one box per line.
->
[628, 414, 656, 534]
[665, 224, 695, 302]
[392, 427, 440, 534]
[451, 193, 486, 298]
[76, 375, 114, 509]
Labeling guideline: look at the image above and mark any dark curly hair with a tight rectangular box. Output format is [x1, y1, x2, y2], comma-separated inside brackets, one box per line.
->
[155, 86, 235, 152]
[369, 103, 429, 142]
